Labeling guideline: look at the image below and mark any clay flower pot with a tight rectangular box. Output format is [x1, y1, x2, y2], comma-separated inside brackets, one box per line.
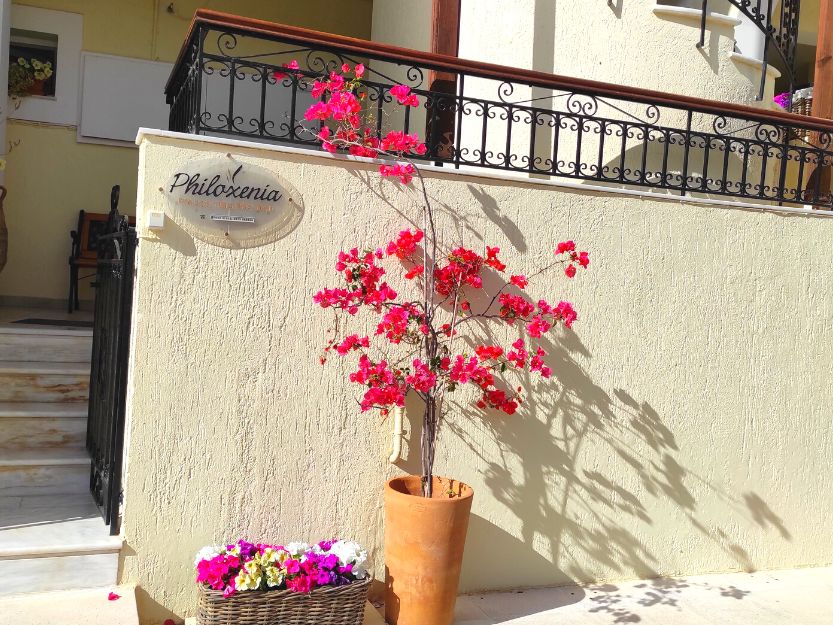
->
[384, 475, 473, 625]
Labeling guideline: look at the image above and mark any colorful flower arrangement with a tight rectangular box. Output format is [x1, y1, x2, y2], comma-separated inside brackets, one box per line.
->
[277, 62, 591, 496]
[195, 539, 368, 597]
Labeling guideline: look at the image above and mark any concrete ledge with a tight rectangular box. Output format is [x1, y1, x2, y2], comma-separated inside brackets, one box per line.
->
[652, 5, 742, 29]
[136, 128, 833, 220]
[729, 52, 783, 79]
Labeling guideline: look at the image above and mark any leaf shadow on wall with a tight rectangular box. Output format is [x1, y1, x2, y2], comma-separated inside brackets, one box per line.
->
[438, 323, 792, 621]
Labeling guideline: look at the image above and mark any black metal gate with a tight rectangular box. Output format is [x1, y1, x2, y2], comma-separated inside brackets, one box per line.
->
[86, 186, 137, 535]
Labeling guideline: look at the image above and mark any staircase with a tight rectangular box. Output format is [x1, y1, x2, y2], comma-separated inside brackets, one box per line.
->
[0, 322, 123, 598]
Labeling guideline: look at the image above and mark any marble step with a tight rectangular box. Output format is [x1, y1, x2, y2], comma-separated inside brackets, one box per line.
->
[0, 450, 89, 496]
[0, 584, 137, 624]
[0, 362, 89, 403]
[0, 402, 87, 452]
[0, 493, 122, 598]
[0, 324, 92, 363]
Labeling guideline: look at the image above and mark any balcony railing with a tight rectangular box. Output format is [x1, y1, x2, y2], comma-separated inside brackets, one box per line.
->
[166, 10, 833, 209]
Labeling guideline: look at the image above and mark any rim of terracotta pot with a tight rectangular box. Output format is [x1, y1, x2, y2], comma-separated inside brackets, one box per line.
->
[385, 475, 474, 503]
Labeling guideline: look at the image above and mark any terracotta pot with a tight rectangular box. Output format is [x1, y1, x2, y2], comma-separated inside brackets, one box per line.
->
[384, 475, 473, 625]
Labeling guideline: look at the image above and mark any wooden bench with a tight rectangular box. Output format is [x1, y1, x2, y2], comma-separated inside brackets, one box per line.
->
[67, 186, 134, 312]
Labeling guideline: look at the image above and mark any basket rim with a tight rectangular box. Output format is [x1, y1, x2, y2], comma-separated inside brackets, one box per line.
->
[197, 576, 371, 599]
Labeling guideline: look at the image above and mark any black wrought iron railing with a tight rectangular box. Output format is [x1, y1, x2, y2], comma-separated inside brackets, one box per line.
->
[87, 186, 136, 535]
[166, 11, 833, 209]
[698, 0, 801, 99]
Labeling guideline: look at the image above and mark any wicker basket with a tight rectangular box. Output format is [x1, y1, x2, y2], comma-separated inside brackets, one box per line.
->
[197, 578, 371, 625]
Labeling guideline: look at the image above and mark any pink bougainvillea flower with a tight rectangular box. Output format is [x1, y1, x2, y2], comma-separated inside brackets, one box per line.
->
[380, 130, 426, 156]
[475, 345, 504, 361]
[379, 163, 415, 184]
[341, 62, 351, 73]
[386, 229, 424, 259]
[317, 126, 337, 153]
[555, 300, 577, 328]
[555, 240, 576, 255]
[273, 59, 300, 80]
[335, 334, 370, 356]
[510, 274, 528, 289]
[526, 314, 552, 338]
[404, 264, 424, 280]
[406, 359, 437, 393]
[564, 264, 577, 278]
[107, 592, 120, 601]
[355, 63, 365, 77]
[304, 101, 330, 121]
[485, 246, 506, 271]
[578, 251, 590, 268]
[389, 84, 420, 107]
[498, 293, 535, 323]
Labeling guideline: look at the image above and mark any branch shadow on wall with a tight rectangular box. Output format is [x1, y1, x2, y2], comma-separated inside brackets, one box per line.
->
[440, 324, 790, 622]
[429, 185, 791, 622]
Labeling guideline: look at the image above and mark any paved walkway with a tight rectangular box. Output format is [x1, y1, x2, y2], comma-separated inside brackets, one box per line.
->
[449, 566, 833, 625]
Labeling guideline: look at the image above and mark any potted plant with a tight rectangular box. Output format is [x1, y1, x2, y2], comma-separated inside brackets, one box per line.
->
[8, 57, 53, 100]
[302, 64, 589, 625]
[194, 539, 370, 625]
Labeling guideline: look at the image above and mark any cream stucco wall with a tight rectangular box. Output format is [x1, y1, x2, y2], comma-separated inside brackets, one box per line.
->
[0, 0, 373, 304]
[123, 130, 833, 624]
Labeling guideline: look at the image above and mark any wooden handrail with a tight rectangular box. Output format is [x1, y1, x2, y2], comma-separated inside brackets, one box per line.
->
[167, 9, 833, 134]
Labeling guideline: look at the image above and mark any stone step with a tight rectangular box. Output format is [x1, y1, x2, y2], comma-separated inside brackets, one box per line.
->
[0, 493, 122, 598]
[0, 362, 89, 403]
[0, 402, 87, 452]
[0, 324, 92, 363]
[0, 450, 89, 496]
[0, 584, 137, 625]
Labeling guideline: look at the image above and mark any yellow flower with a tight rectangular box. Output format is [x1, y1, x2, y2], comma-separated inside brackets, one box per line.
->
[233, 571, 262, 591]
[32, 59, 42, 70]
[17, 57, 26, 66]
[44, 67, 53, 78]
[34, 71, 45, 80]
[265, 566, 284, 588]
[256, 548, 279, 565]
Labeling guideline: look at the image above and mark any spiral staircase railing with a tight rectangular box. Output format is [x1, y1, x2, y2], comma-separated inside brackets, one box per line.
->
[699, 0, 800, 100]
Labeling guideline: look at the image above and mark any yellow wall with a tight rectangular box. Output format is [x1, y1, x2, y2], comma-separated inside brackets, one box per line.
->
[0, 0, 373, 304]
[124, 131, 833, 624]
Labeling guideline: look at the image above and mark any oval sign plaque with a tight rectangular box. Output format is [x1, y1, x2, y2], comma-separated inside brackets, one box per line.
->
[163, 158, 303, 248]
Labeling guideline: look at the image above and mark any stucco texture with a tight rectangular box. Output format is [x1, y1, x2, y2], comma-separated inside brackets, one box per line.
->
[123, 133, 833, 624]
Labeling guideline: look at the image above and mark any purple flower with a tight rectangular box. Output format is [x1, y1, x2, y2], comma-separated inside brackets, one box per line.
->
[318, 539, 336, 551]
[773, 92, 791, 109]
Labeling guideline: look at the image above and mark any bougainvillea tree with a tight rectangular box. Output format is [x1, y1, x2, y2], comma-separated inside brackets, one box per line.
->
[296, 63, 589, 497]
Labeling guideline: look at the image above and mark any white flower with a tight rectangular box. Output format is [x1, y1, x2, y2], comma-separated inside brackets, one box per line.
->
[285, 542, 311, 559]
[329, 540, 368, 579]
[194, 544, 222, 567]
